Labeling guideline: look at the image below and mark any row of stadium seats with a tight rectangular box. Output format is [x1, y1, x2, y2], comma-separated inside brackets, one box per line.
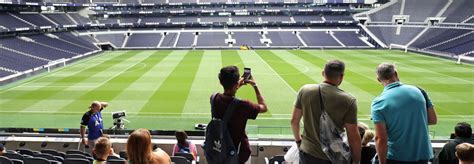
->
[0, 12, 356, 31]
[8, 0, 367, 5]
[90, 30, 370, 48]
[368, 0, 474, 23]
[0, 32, 99, 77]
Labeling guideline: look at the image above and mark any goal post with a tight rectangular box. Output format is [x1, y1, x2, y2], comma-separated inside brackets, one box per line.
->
[389, 44, 408, 53]
[47, 58, 67, 72]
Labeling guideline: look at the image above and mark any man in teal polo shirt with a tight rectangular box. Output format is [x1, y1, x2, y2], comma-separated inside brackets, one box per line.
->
[371, 62, 437, 164]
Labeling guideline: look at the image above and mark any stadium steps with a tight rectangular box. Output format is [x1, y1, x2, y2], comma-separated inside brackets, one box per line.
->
[66, 13, 79, 25]
[121, 33, 130, 48]
[7, 12, 36, 27]
[423, 31, 474, 50]
[157, 33, 165, 48]
[461, 16, 474, 23]
[330, 32, 345, 47]
[21, 36, 79, 55]
[360, 0, 398, 21]
[435, 0, 453, 17]
[295, 32, 308, 47]
[0, 46, 51, 62]
[406, 26, 430, 47]
[173, 32, 181, 48]
[193, 33, 198, 47]
[40, 14, 59, 26]
[359, 24, 388, 48]
[399, 0, 405, 15]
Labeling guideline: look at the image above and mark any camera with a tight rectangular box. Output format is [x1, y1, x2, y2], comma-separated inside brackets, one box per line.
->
[111, 111, 127, 130]
[112, 111, 126, 119]
[242, 67, 252, 82]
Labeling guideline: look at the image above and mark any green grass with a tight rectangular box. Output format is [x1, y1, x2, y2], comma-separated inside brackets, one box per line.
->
[0, 49, 473, 139]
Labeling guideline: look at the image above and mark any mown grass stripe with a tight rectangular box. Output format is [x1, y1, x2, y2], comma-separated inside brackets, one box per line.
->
[57, 50, 171, 112]
[0, 51, 139, 112]
[182, 50, 222, 115]
[139, 50, 204, 113]
[256, 50, 314, 92]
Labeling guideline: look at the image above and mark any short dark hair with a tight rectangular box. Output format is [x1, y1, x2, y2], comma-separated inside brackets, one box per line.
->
[455, 122, 472, 138]
[219, 66, 240, 90]
[324, 60, 345, 79]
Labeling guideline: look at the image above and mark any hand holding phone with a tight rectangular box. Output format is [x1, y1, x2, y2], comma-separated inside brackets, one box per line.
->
[242, 68, 252, 82]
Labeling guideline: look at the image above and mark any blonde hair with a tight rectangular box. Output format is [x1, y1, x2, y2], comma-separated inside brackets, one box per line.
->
[94, 137, 112, 159]
[362, 130, 375, 146]
[127, 128, 153, 164]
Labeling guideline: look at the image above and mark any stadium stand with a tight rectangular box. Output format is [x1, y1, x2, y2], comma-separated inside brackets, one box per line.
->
[0, 12, 33, 29]
[403, 0, 446, 22]
[196, 32, 228, 47]
[16, 13, 57, 27]
[95, 34, 126, 48]
[125, 33, 162, 48]
[369, 1, 401, 22]
[441, 0, 474, 23]
[176, 32, 196, 47]
[333, 31, 369, 47]
[299, 31, 341, 47]
[232, 32, 265, 47]
[267, 31, 302, 47]
[44, 13, 76, 25]
[367, 26, 425, 46]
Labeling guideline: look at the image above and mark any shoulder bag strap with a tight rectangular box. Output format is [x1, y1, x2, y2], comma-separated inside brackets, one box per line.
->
[318, 85, 325, 112]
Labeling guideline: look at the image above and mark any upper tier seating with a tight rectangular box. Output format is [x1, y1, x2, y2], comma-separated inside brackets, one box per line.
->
[16, 13, 56, 27]
[369, 1, 401, 22]
[0, 12, 33, 29]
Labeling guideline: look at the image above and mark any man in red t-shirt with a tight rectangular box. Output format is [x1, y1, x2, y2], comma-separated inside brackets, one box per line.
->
[213, 65, 268, 164]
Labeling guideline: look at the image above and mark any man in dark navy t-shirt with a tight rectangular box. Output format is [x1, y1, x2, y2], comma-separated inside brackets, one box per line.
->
[213, 66, 268, 164]
[80, 101, 108, 153]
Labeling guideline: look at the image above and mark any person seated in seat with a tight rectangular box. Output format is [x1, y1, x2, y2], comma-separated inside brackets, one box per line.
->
[172, 131, 197, 160]
[0, 143, 5, 156]
[93, 137, 113, 164]
[456, 143, 474, 164]
[127, 128, 170, 164]
[439, 122, 474, 164]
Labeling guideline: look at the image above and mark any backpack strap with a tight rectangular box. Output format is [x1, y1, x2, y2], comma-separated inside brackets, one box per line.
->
[210, 93, 219, 118]
[222, 98, 240, 123]
[416, 87, 430, 109]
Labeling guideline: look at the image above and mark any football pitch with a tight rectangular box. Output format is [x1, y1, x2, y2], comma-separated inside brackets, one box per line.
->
[0, 49, 472, 139]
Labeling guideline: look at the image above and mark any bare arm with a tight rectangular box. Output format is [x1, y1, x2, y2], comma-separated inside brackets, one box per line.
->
[245, 79, 267, 113]
[290, 107, 303, 142]
[374, 123, 388, 164]
[345, 123, 361, 163]
[427, 107, 437, 125]
[100, 102, 108, 109]
[80, 126, 88, 145]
